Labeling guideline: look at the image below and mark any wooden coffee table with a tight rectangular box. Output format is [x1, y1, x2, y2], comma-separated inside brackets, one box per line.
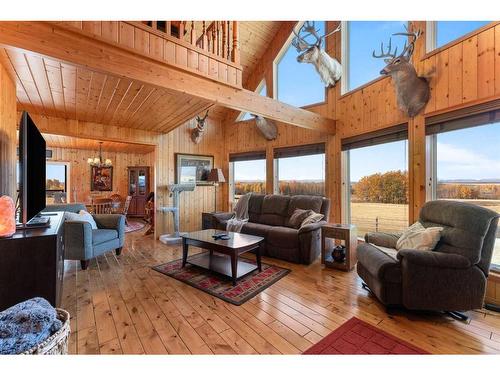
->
[181, 229, 264, 285]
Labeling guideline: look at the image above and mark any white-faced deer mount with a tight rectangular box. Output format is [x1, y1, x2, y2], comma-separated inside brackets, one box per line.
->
[373, 26, 430, 117]
[251, 114, 278, 141]
[292, 21, 342, 88]
[190, 110, 209, 144]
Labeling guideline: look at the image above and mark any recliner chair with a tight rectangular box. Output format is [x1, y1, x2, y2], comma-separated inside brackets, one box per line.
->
[43, 203, 125, 270]
[356, 200, 500, 318]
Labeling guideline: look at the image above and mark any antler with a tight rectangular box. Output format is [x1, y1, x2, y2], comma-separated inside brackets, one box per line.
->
[392, 25, 422, 59]
[292, 21, 340, 52]
[196, 110, 209, 122]
[372, 37, 398, 59]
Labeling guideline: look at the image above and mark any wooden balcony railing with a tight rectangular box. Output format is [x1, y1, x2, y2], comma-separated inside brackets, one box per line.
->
[57, 20, 242, 88]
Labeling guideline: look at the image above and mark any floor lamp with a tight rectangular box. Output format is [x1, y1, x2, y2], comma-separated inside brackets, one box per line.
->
[208, 168, 225, 213]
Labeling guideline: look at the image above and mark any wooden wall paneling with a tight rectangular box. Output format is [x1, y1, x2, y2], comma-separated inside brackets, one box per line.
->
[119, 22, 135, 49]
[477, 27, 495, 99]
[101, 21, 119, 43]
[82, 22, 102, 36]
[462, 35, 478, 103]
[408, 116, 426, 223]
[0, 62, 17, 197]
[134, 28, 150, 55]
[435, 49, 449, 111]
[496, 24, 500, 95]
[448, 43, 463, 107]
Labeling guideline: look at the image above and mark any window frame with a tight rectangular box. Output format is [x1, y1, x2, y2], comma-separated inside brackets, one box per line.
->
[236, 79, 267, 122]
[45, 161, 71, 203]
[273, 21, 328, 108]
[228, 152, 267, 205]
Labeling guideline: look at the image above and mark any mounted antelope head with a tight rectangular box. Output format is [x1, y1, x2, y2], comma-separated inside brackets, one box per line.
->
[292, 21, 342, 87]
[251, 114, 278, 141]
[373, 26, 430, 117]
[190, 110, 209, 144]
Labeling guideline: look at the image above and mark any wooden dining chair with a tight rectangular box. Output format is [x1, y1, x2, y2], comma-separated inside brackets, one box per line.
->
[91, 198, 113, 214]
[122, 196, 132, 225]
[109, 193, 123, 213]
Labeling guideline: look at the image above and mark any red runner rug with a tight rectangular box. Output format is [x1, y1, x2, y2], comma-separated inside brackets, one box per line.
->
[304, 317, 429, 354]
[152, 255, 290, 306]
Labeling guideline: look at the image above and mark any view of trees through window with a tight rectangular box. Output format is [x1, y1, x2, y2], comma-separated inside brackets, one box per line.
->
[347, 21, 407, 92]
[277, 153, 325, 196]
[433, 122, 500, 269]
[276, 21, 326, 107]
[232, 159, 266, 200]
[348, 140, 409, 237]
[46, 163, 67, 204]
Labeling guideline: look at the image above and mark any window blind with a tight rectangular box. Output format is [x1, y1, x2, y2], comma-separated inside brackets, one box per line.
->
[426, 104, 500, 135]
[229, 151, 266, 162]
[273, 143, 326, 159]
[341, 123, 408, 151]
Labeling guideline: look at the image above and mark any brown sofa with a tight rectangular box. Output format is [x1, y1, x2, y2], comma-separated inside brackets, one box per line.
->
[212, 194, 330, 264]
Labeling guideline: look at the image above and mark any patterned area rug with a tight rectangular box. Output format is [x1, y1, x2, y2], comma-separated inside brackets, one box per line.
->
[303, 317, 429, 354]
[152, 255, 290, 305]
[125, 220, 145, 233]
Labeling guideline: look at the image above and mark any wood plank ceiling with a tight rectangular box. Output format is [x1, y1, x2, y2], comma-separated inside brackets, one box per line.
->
[43, 133, 155, 154]
[0, 22, 286, 132]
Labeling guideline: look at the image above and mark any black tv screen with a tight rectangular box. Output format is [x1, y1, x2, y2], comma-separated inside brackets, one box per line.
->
[19, 112, 46, 224]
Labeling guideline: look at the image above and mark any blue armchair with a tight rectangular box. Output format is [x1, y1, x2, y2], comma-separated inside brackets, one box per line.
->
[43, 203, 125, 270]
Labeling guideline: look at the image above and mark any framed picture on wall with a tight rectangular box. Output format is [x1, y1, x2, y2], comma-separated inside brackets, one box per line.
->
[90, 166, 113, 191]
[175, 153, 213, 186]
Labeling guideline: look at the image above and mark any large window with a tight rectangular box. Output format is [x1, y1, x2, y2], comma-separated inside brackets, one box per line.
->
[229, 152, 266, 203]
[431, 21, 491, 51]
[46, 162, 68, 204]
[275, 144, 325, 196]
[427, 113, 500, 270]
[276, 21, 326, 107]
[344, 21, 408, 93]
[343, 127, 409, 237]
[239, 81, 267, 121]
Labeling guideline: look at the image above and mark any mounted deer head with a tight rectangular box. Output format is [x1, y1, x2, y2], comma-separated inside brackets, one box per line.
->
[292, 21, 342, 87]
[190, 110, 209, 144]
[251, 114, 278, 141]
[373, 26, 430, 117]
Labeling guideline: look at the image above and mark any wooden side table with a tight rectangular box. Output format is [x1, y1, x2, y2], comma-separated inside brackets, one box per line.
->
[321, 224, 358, 271]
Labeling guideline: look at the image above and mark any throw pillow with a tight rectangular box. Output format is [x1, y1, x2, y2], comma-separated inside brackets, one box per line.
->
[300, 212, 324, 227]
[288, 209, 313, 229]
[396, 221, 443, 251]
[64, 210, 98, 230]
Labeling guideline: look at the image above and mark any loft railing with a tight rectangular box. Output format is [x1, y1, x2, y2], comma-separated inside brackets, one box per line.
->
[140, 20, 240, 65]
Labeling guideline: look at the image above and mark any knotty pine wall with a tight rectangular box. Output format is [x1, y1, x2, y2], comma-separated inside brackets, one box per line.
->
[0, 62, 17, 197]
[48, 147, 154, 203]
[156, 116, 225, 236]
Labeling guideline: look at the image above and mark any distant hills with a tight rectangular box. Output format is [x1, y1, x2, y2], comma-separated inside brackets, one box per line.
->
[438, 179, 500, 184]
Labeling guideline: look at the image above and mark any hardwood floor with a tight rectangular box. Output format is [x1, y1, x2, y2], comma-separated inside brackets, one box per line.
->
[61, 228, 500, 354]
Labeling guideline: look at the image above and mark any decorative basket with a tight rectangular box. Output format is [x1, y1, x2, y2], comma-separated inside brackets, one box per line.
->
[21, 308, 71, 355]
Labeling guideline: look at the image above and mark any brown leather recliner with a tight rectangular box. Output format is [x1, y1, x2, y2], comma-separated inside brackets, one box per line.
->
[213, 194, 330, 264]
[357, 200, 500, 313]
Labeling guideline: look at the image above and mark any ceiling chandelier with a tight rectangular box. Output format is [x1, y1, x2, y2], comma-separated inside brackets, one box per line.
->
[87, 142, 112, 167]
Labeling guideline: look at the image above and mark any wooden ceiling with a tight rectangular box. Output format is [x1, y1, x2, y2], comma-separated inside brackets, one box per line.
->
[0, 21, 288, 132]
[43, 134, 155, 154]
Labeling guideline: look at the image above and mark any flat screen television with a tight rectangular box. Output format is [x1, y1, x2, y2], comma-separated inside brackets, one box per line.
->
[18, 111, 46, 224]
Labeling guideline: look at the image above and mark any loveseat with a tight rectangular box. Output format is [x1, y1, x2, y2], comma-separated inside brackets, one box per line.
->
[357, 200, 500, 314]
[212, 194, 330, 264]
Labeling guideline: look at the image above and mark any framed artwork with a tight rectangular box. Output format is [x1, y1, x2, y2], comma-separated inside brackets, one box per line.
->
[90, 166, 113, 191]
[175, 153, 213, 186]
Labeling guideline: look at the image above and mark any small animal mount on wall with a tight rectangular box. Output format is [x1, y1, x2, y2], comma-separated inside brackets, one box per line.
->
[251, 114, 278, 141]
[372, 26, 430, 118]
[292, 21, 342, 88]
[190, 110, 209, 144]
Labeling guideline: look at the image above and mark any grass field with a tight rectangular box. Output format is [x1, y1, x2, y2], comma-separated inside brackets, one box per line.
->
[351, 200, 500, 267]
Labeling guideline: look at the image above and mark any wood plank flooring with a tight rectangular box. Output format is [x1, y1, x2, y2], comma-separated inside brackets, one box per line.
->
[61, 228, 500, 354]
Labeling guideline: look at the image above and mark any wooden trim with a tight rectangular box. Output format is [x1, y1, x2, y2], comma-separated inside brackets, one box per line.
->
[490, 271, 500, 283]
[339, 75, 388, 100]
[424, 95, 500, 120]
[0, 22, 335, 134]
[421, 21, 500, 60]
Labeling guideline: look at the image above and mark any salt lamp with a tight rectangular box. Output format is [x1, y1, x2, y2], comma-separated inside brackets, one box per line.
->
[0, 195, 16, 237]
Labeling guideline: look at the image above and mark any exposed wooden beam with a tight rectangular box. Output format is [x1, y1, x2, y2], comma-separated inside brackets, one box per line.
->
[0, 22, 335, 134]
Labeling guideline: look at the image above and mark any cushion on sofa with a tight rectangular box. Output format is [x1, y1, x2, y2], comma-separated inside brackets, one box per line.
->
[357, 242, 402, 283]
[267, 226, 299, 246]
[248, 194, 265, 223]
[301, 212, 324, 227]
[287, 195, 323, 217]
[92, 229, 119, 245]
[259, 195, 290, 226]
[65, 210, 98, 229]
[241, 222, 272, 239]
[288, 209, 313, 229]
[396, 221, 443, 251]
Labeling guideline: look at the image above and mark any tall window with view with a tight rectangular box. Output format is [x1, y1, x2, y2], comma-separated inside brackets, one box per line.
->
[275, 144, 325, 196]
[429, 120, 500, 271]
[346, 136, 409, 237]
[46, 163, 67, 204]
[229, 153, 266, 204]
